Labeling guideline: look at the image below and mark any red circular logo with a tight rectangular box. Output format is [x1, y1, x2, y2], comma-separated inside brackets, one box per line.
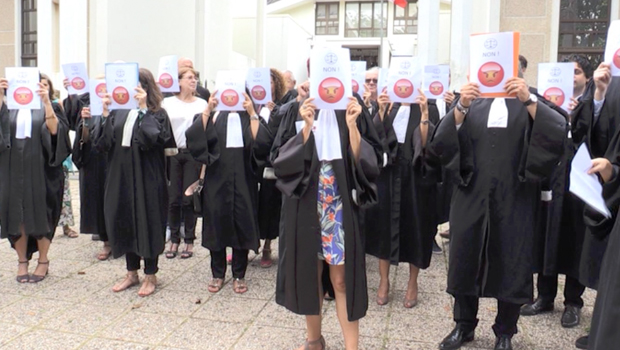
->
[159, 73, 173, 89]
[251, 85, 266, 101]
[543, 87, 565, 107]
[352, 79, 359, 94]
[13, 87, 33, 105]
[613, 49, 620, 69]
[477, 62, 505, 87]
[112, 86, 130, 105]
[71, 77, 86, 90]
[221, 89, 240, 107]
[318, 77, 345, 103]
[95, 83, 107, 98]
[429, 81, 444, 96]
[394, 79, 414, 99]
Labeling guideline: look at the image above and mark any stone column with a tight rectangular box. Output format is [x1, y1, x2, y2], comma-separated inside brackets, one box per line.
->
[417, 0, 440, 67]
[449, 0, 472, 90]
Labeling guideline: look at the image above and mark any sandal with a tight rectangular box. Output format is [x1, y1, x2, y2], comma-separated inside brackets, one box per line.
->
[97, 243, 112, 261]
[112, 272, 140, 292]
[232, 278, 248, 294]
[403, 298, 418, 309]
[16, 260, 29, 283]
[260, 249, 273, 268]
[302, 335, 326, 350]
[63, 225, 79, 238]
[29, 260, 49, 283]
[165, 243, 179, 259]
[208, 278, 224, 293]
[180, 244, 194, 259]
[138, 274, 157, 297]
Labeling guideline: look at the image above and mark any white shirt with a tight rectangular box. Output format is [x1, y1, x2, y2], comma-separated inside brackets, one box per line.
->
[162, 96, 208, 149]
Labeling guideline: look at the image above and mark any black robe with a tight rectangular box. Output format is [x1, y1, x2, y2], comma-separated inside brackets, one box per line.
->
[428, 99, 566, 304]
[0, 103, 71, 257]
[94, 109, 174, 259]
[186, 110, 272, 252]
[65, 94, 108, 237]
[364, 103, 440, 268]
[272, 101, 382, 322]
[432, 97, 457, 225]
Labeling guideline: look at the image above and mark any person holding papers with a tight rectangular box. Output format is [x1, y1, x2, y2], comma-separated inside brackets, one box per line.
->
[92, 68, 175, 297]
[162, 67, 207, 259]
[363, 67, 380, 113]
[364, 89, 440, 309]
[0, 76, 71, 283]
[185, 89, 272, 295]
[429, 75, 566, 349]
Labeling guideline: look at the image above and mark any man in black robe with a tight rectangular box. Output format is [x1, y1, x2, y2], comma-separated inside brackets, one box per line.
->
[429, 77, 566, 350]
[281, 70, 299, 103]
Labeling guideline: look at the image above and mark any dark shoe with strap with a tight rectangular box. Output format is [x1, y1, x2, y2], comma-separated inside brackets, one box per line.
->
[575, 335, 588, 349]
[520, 297, 554, 316]
[303, 335, 325, 350]
[16, 260, 29, 283]
[439, 326, 474, 350]
[494, 335, 513, 350]
[561, 305, 581, 328]
[432, 240, 443, 254]
[29, 260, 49, 283]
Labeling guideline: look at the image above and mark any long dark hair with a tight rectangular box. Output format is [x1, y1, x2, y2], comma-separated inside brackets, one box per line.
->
[40, 73, 55, 101]
[139, 68, 163, 112]
[270, 68, 286, 103]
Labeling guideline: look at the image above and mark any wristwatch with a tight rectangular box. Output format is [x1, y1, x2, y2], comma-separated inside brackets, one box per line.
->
[250, 115, 259, 121]
[523, 93, 538, 106]
[456, 100, 470, 115]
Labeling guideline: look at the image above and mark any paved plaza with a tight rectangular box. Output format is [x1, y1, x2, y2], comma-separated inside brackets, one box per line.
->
[0, 177, 595, 349]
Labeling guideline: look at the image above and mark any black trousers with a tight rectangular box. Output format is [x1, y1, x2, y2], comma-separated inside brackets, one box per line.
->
[126, 252, 159, 275]
[537, 274, 585, 308]
[210, 248, 249, 279]
[453, 295, 521, 337]
[168, 151, 199, 244]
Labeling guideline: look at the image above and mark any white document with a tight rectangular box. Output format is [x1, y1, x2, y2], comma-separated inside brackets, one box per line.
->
[15, 109, 32, 139]
[570, 143, 612, 218]
[605, 20, 620, 76]
[5, 67, 41, 110]
[487, 98, 508, 128]
[377, 68, 389, 95]
[226, 113, 244, 148]
[351, 61, 367, 97]
[470, 32, 518, 97]
[423, 65, 450, 98]
[387, 56, 421, 103]
[310, 46, 352, 110]
[313, 109, 342, 161]
[259, 107, 271, 123]
[247, 68, 272, 104]
[89, 79, 106, 116]
[105, 63, 139, 110]
[538, 62, 574, 112]
[215, 70, 246, 112]
[62, 62, 89, 95]
[392, 105, 411, 143]
[295, 120, 304, 134]
[157, 55, 179, 93]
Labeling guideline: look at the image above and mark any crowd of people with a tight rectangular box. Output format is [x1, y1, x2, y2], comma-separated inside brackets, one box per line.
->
[1, 50, 620, 350]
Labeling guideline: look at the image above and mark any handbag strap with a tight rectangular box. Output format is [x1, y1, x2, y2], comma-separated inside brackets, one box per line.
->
[198, 165, 206, 184]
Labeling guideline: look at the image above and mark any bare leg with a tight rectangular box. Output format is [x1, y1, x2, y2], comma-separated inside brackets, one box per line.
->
[15, 226, 29, 280]
[404, 264, 420, 308]
[296, 260, 324, 350]
[261, 239, 273, 267]
[331, 264, 359, 350]
[33, 237, 51, 276]
[377, 259, 390, 305]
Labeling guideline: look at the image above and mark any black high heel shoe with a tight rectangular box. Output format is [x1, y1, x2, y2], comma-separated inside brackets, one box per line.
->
[16, 260, 29, 283]
[29, 260, 49, 283]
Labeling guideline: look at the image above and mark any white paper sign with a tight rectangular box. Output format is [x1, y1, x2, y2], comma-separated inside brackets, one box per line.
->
[157, 55, 179, 93]
[387, 57, 421, 103]
[351, 61, 367, 97]
[570, 143, 612, 218]
[605, 20, 620, 76]
[89, 79, 106, 116]
[538, 62, 574, 112]
[215, 70, 246, 112]
[470, 32, 519, 97]
[226, 113, 244, 148]
[378, 68, 389, 94]
[310, 47, 352, 110]
[246, 68, 272, 105]
[62, 62, 89, 95]
[5, 67, 40, 110]
[423, 65, 450, 99]
[105, 63, 139, 110]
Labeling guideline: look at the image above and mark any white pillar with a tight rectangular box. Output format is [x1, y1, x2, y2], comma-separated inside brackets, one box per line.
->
[59, 0, 88, 67]
[198, 1, 233, 88]
[449, 0, 472, 90]
[417, 0, 440, 66]
[37, 0, 53, 74]
[256, 0, 266, 67]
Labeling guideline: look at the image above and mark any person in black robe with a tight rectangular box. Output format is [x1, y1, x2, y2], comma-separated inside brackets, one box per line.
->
[364, 90, 440, 308]
[92, 68, 175, 297]
[281, 70, 298, 103]
[186, 91, 272, 294]
[272, 80, 382, 349]
[0, 77, 71, 283]
[429, 77, 566, 350]
[256, 68, 289, 268]
[520, 55, 593, 329]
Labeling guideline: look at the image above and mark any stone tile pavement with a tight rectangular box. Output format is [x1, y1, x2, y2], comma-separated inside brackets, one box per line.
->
[0, 177, 595, 349]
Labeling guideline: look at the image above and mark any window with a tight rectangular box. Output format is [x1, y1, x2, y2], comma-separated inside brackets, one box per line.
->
[344, 2, 387, 38]
[558, 0, 610, 67]
[21, 0, 37, 67]
[393, 0, 418, 35]
[316, 2, 339, 35]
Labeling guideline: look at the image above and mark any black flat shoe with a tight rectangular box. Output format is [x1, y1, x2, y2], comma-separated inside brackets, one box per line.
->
[91, 234, 101, 241]
[432, 240, 443, 254]
[575, 335, 588, 349]
[561, 305, 581, 328]
[520, 297, 554, 316]
[439, 326, 474, 350]
[494, 335, 512, 350]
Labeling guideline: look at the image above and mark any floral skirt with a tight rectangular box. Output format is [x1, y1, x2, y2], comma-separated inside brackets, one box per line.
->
[57, 165, 75, 227]
[317, 161, 345, 265]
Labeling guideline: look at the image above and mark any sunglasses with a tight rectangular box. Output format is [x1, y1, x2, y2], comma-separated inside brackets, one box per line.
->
[365, 79, 378, 83]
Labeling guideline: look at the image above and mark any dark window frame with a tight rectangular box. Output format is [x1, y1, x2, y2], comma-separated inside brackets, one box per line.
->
[315, 2, 340, 36]
[21, 0, 37, 67]
[393, 0, 418, 35]
[344, 1, 387, 38]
